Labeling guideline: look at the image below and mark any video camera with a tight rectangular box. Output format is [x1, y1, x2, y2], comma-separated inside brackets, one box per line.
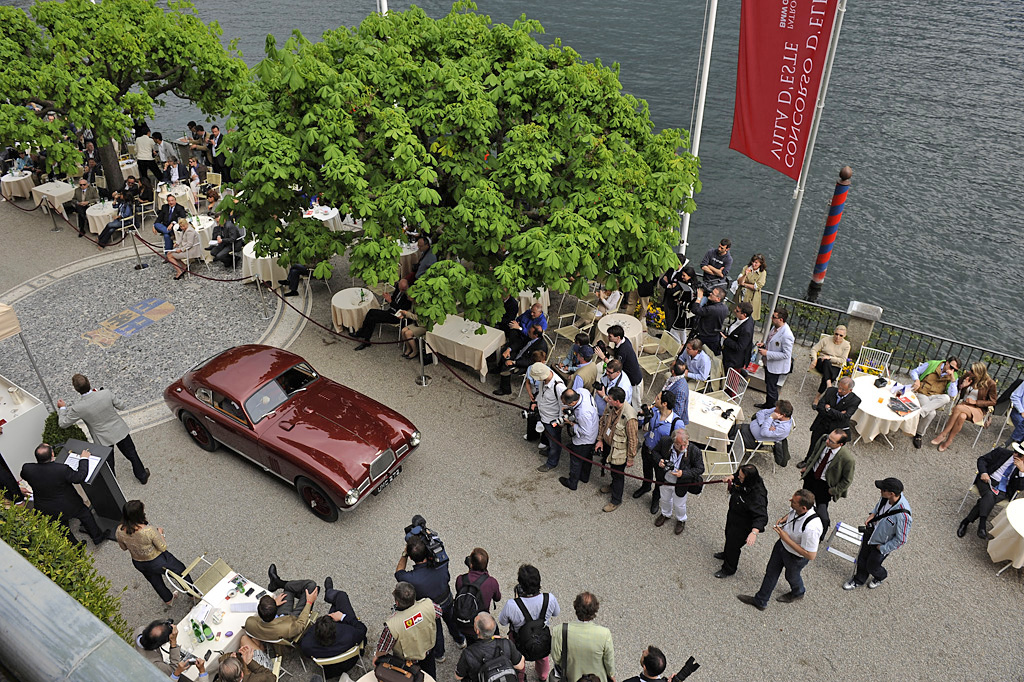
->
[404, 514, 449, 567]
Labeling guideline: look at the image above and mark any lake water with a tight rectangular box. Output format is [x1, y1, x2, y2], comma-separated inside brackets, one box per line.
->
[8, 0, 1019, 353]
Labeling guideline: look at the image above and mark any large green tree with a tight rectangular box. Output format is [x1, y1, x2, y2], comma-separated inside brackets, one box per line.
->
[229, 2, 700, 328]
[0, 0, 245, 188]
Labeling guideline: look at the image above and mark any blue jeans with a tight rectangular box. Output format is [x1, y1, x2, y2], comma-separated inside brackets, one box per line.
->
[1009, 408, 1024, 444]
[543, 423, 564, 468]
[753, 539, 809, 608]
[154, 221, 174, 250]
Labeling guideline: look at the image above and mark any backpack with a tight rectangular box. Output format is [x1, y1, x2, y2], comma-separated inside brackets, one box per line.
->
[476, 641, 518, 682]
[454, 573, 489, 632]
[514, 594, 551, 661]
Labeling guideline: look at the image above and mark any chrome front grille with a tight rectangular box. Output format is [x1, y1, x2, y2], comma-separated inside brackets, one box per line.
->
[370, 449, 396, 480]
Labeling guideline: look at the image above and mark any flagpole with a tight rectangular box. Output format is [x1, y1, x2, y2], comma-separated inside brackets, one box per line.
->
[677, 0, 719, 260]
[761, 0, 849, 342]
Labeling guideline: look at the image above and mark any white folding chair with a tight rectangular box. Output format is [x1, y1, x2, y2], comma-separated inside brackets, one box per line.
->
[164, 553, 232, 600]
[850, 346, 891, 379]
[703, 436, 742, 480]
[638, 333, 681, 399]
[311, 640, 370, 682]
[994, 409, 1015, 448]
[704, 368, 748, 406]
[550, 300, 595, 358]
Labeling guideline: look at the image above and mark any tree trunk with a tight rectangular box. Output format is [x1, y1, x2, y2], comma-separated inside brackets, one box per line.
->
[98, 141, 123, 190]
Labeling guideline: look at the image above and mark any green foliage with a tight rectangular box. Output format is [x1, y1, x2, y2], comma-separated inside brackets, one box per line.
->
[0, 0, 246, 181]
[0, 503, 131, 641]
[228, 2, 700, 329]
[42, 410, 86, 448]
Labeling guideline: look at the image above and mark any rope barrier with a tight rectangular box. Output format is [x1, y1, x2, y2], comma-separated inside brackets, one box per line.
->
[2, 196, 43, 213]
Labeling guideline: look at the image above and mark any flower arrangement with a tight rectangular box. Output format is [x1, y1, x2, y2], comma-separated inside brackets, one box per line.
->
[645, 303, 666, 330]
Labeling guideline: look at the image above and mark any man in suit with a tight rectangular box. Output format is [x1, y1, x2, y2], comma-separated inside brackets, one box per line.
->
[300, 576, 368, 679]
[153, 193, 187, 251]
[754, 308, 794, 409]
[58, 374, 150, 483]
[207, 125, 225, 173]
[20, 443, 110, 545]
[63, 177, 99, 237]
[688, 285, 729, 355]
[807, 377, 861, 459]
[796, 429, 855, 535]
[493, 323, 548, 396]
[162, 156, 189, 185]
[81, 141, 101, 168]
[721, 302, 755, 376]
[246, 564, 318, 643]
[957, 442, 1024, 539]
[352, 279, 412, 350]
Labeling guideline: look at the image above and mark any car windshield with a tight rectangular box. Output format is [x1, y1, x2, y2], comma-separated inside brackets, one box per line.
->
[244, 363, 319, 424]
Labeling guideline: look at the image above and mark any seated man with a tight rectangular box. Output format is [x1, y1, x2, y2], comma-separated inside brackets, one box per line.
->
[508, 303, 548, 352]
[957, 442, 1024, 539]
[733, 400, 794, 450]
[412, 235, 437, 280]
[555, 332, 593, 376]
[163, 156, 188, 185]
[209, 217, 242, 267]
[680, 339, 711, 383]
[63, 177, 99, 237]
[153, 194, 187, 251]
[353, 279, 412, 350]
[908, 356, 960, 449]
[97, 190, 135, 249]
[299, 576, 368, 678]
[244, 563, 318, 644]
[212, 645, 275, 682]
[494, 323, 548, 396]
[134, 619, 182, 674]
[122, 175, 140, 200]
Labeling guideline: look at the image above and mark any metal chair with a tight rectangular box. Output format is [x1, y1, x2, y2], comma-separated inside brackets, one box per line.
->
[800, 334, 832, 392]
[638, 333, 681, 399]
[850, 346, 892, 379]
[994, 409, 1016, 448]
[935, 401, 998, 449]
[704, 368, 749, 406]
[164, 553, 233, 599]
[703, 436, 742, 480]
[824, 522, 864, 563]
[311, 640, 370, 682]
[550, 300, 595, 358]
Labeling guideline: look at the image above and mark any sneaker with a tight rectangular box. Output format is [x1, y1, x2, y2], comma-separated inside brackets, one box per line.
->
[538, 442, 548, 451]
[842, 579, 860, 591]
[457, 639, 467, 649]
[435, 655, 446, 663]
[867, 578, 884, 589]
[537, 464, 554, 473]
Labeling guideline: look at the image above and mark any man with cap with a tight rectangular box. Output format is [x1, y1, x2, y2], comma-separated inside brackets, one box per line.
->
[843, 478, 912, 590]
[957, 442, 1024, 539]
[532, 363, 567, 473]
[569, 345, 600, 393]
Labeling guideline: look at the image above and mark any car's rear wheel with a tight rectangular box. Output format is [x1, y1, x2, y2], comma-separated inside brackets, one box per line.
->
[295, 477, 339, 522]
[181, 411, 217, 452]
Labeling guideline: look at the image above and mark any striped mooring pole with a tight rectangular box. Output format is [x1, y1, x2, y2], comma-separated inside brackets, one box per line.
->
[806, 165, 852, 302]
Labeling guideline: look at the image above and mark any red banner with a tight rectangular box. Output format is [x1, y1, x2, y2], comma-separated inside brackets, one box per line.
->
[729, 0, 839, 180]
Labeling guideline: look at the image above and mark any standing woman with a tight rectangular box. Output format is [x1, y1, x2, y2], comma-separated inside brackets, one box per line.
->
[808, 325, 852, 403]
[116, 500, 191, 606]
[932, 362, 997, 451]
[735, 254, 767, 321]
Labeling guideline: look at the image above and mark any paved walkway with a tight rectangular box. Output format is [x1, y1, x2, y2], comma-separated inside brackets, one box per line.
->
[0, 198, 1020, 680]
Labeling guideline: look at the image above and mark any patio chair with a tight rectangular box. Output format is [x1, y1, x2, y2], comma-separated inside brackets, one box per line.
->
[703, 436, 742, 480]
[850, 346, 891, 379]
[638, 333, 681, 399]
[311, 640, 370, 682]
[704, 368, 748, 406]
[164, 553, 233, 600]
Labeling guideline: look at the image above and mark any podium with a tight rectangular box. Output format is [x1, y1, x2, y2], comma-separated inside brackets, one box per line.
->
[56, 438, 126, 534]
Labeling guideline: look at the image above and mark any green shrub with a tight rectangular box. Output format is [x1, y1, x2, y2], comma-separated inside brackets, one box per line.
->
[41, 411, 87, 448]
[0, 503, 130, 641]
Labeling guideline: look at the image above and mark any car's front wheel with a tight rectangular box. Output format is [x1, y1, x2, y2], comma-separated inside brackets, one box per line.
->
[181, 411, 218, 452]
[295, 477, 339, 522]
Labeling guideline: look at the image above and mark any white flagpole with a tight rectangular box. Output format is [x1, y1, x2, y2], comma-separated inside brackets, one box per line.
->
[677, 0, 719, 261]
[760, 0, 849, 343]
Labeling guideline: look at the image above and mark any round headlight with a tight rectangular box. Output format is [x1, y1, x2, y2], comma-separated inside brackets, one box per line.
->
[344, 490, 359, 506]
[409, 430, 421, 447]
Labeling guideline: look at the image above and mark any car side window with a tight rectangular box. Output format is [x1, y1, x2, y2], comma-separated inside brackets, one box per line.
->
[195, 386, 213, 406]
[213, 391, 250, 427]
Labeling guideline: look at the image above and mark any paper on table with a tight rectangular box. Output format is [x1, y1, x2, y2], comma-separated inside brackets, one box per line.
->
[64, 453, 100, 479]
[229, 602, 257, 613]
[192, 602, 212, 623]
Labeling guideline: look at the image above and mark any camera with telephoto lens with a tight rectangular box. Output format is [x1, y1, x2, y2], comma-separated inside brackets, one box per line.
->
[638, 404, 653, 419]
[404, 515, 449, 566]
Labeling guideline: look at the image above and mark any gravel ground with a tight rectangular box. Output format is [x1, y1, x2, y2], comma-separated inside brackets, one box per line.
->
[2, 201, 1023, 681]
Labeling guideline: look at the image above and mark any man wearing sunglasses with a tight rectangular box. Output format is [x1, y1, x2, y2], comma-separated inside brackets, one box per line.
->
[63, 177, 99, 237]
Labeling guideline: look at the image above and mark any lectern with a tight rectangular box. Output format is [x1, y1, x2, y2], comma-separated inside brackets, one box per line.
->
[56, 439, 126, 533]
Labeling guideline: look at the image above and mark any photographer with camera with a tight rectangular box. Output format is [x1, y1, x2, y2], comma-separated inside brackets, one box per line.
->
[714, 464, 769, 579]
[557, 388, 600, 492]
[843, 478, 912, 591]
[659, 259, 697, 331]
[652, 429, 704, 534]
[134, 619, 182, 674]
[453, 548, 502, 644]
[170, 655, 207, 680]
[396, 534, 461, 660]
[594, 359, 631, 417]
[595, 386, 638, 513]
[633, 392, 683, 513]
[621, 646, 700, 682]
[532, 363, 568, 474]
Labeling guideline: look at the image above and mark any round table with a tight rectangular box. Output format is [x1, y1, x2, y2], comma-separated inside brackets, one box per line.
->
[119, 159, 140, 180]
[176, 216, 217, 262]
[596, 313, 643, 352]
[399, 241, 419, 279]
[987, 498, 1024, 571]
[850, 375, 921, 445]
[330, 288, 380, 332]
[86, 201, 119, 235]
[156, 183, 196, 212]
[1, 173, 35, 200]
[305, 206, 345, 232]
[240, 242, 287, 284]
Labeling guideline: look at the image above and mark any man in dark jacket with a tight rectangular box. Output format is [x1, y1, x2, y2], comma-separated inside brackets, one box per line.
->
[807, 377, 861, 459]
[721, 302, 755, 375]
[957, 442, 1024, 539]
[209, 218, 242, 266]
[20, 443, 110, 545]
[714, 464, 769, 578]
[596, 325, 643, 409]
[688, 285, 729, 355]
[153, 194, 187, 251]
[300, 577, 368, 678]
[353, 279, 413, 350]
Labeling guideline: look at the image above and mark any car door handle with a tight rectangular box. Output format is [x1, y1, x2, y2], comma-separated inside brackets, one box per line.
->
[204, 416, 215, 423]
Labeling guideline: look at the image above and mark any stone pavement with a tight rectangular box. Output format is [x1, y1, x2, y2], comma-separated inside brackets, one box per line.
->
[1, 198, 1021, 680]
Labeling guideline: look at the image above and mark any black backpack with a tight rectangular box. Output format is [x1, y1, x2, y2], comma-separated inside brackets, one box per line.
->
[454, 573, 489, 632]
[477, 640, 518, 682]
[514, 594, 551, 661]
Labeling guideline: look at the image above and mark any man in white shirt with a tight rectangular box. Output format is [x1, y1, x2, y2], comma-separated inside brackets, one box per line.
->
[558, 388, 600, 491]
[734, 400, 793, 450]
[532, 363, 567, 474]
[681, 339, 711, 383]
[738, 489, 823, 610]
[134, 129, 160, 185]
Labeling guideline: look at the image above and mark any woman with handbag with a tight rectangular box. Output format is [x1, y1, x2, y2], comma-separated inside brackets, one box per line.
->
[931, 362, 997, 451]
[115, 499, 191, 606]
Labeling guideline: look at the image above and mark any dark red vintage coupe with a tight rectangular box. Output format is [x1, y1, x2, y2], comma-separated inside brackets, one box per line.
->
[163, 345, 420, 521]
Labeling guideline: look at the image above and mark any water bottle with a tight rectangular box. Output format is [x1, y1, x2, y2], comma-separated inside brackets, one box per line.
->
[191, 618, 204, 642]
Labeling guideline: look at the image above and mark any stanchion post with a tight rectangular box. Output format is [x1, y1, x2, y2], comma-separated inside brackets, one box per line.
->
[254, 279, 273, 321]
[46, 198, 62, 232]
[415, 337, 431, 387]
[129, 228, 149, 270]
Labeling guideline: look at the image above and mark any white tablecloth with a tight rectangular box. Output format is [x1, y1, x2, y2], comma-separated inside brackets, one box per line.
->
[331, 288, 380, 332]
[850, 375, 921, 443]
[240, 242, 287, 284]
[170, 573, 266, 680]
[85, 202, 118, 235]
[518, 289, 551, 315]
[30, 180, 76, 217]
[156, 183, 196, 213]
[425, 315, 505, 382]
[176, 216, 217, 262]
[988, 499, 1024, 569]
[304, 205, 346, 232]
[119, 158, 140, 180]
[1, 173, 35, 200]
[687, 394, 743, 445]
[596, 313, 643, 353]
[399, 241, 419, 279]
